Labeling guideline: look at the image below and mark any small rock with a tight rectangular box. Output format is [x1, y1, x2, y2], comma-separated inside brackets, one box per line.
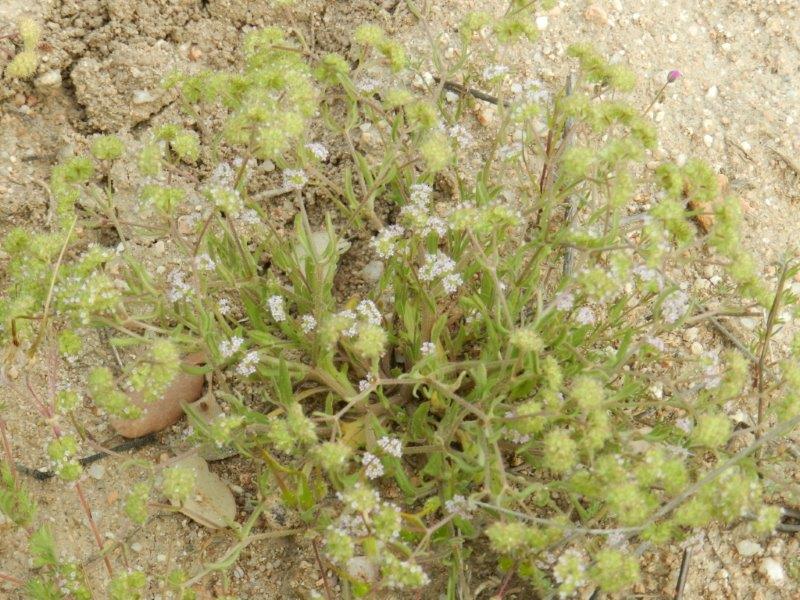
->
[706, 85, 719, 99]
[759, 558, 785, 584]
[152, 240, 166, 256]
[111, 352, 207, 438]
[130, 542, 143, 553]
[703, 134, 714, 148]
[171, 454, 237, 529]
[535, 15, 549, 30]
[736, 540, 763, 557]
[361, 260, 384, 283]
[88, 464, 106, 480]
[35, 69, 62, 89]
[132, 89, 156, 105]
[690, 342, 704, 355]
[188, 46, 203, 61]
[584, 4, 609, 25]
[683, 327, 699, 342]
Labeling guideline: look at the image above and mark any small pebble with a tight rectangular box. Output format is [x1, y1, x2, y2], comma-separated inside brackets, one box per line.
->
[690, 342, 704, 355]
[703, 134, 714, 148]
[35, 69, 62, 89]
[535, 15, 549, 30]
[736, 540, 763, 557]
[132, 89, 156, 104]
[361, 260, 384, 283]
[683, 327, 699, 342]
[131, 542, 143, 553]
[88, 464, 105, 480]
[759, 558, 785, 584]
[584, 4, 609, 25]
[706, 85, 719, 99]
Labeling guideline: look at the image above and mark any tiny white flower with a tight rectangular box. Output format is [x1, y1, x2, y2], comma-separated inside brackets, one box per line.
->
[301, 314, 317, 333]
[448, 124, 473, 147]
[554, 292, 574, 311]
[236, 350, 260, 377]
[283, 169, 308, 191]
[218, 298, 232, 315]
[358, 374, 376, 393]
[444, 494, 475, 517]
[482, 64, 509, 80]
[371, 225, 405, 259]
[377, 435, 402, 458]
[219, 336, 244, 358]
[362, 452, 384, 479]
[240, 208, 261, 226]
[575, 307, 596, 326]
[268, 295, 286, 322]
[357, 300, 382, 325]
[420, 341, 436, 356]
[305, 142, 329, 161]
[167, 269, 193, 302]
[662, 290, 689, 324]
[194, 253, 216, 271]
[644, 335, 665, 352]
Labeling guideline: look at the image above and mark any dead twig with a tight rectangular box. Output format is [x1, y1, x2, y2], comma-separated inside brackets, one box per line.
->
[432, 76, 508, 107]
[674, 547, 692, 600]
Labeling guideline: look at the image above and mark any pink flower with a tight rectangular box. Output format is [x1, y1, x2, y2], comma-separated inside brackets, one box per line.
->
[667, 70, 682, 83]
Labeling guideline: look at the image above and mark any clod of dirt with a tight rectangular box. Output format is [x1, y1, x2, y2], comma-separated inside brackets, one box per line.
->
[111, 352, 206, 438]
[171, 453, 236, 529]
[69, 40, 182, 131]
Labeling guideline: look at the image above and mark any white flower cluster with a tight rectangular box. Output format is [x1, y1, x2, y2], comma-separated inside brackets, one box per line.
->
[553, 549, 587, 598]
[218, 298, 232, 315]
[236, 350, 260, 377]
[554, 292, 575, 311]
[268, 295, 287, 322]
[305, 142, 329, 161]
[194, 253, 216, 271]
[662, 290, 689, 324]
[219, 336, 244, 358]
[356, 76, 382, 93]
[362, 452, 385, 479]
[358, 373, 377, 393]
[448, 124, 473, 147]
[167, 269, 193, 302]
[336, 300, 383, 339]
[575, 306, 596, 326]
[420, 341, 436, 356]
[371, 224, 405, 259]
[377, 435, 403, 458]
[399, 183, 448, 237]
[444, 494, 476, 518]
[482, 64, 509, 80]
[283, 168, 308, 191]
[300, 314, 317, 333]
[418, 251, 463, 294]
[510, 78, 550, 104]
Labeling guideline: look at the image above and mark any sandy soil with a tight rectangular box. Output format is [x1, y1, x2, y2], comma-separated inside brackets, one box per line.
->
[1, 0, 799, 598]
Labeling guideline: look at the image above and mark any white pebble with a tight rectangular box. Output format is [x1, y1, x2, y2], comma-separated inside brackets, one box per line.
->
[683, 327, 699, 342]
[690, 342, 704, 355]
[706, 85, 719, 99]
[535, 15, 549, 30]
[703, 134, 714, 148]
[35, 69, 62, 88]
[736, 540, 763, 557]
[759, 558, 785, 584]
[88, 464, 105, 480]
[130, 542, 143, 553]
[361, 260, 384, 283]
[132, 90, 156, 104]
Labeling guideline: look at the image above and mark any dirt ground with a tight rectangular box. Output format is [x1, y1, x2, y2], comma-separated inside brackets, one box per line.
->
[1, 0, 799, 598]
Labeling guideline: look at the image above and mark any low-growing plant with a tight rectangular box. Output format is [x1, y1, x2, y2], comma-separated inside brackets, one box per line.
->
[3, 2, 800, 598]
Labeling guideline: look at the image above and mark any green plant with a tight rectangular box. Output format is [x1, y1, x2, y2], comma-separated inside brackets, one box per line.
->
[2, 2, 799, 598]
[4, 17, 41, 80]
